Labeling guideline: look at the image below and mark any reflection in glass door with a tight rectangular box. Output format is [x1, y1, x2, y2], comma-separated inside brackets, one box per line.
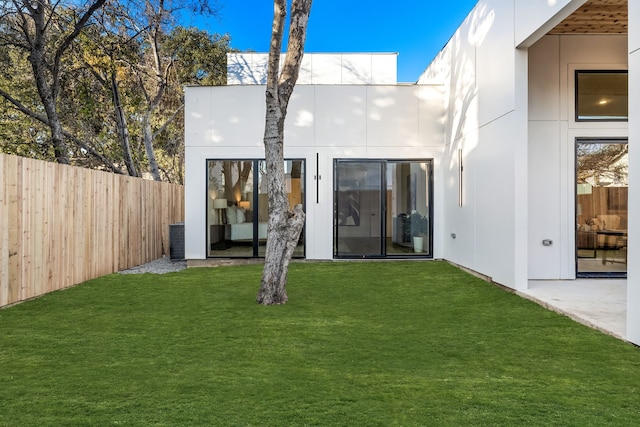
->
[207, 159, 305, 258]
[335, 161, 383, 257]
[386, 161, 431, 256]
[334, 160, 432, 258]
[257, 160, 306, 257]
[576, 139, 628, 276]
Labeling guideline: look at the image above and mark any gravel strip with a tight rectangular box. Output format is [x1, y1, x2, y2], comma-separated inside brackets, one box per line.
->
[118, 257, 187, 274]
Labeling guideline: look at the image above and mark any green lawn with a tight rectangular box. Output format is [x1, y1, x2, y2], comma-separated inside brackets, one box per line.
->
[1, 261, 639, 426]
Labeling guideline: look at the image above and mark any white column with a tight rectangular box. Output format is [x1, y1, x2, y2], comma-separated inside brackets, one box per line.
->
[513, 47, 529, 290]
[627, 0, 640, 345]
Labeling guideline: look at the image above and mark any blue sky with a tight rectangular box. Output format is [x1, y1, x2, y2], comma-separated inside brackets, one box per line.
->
[189, 1, 479, 83]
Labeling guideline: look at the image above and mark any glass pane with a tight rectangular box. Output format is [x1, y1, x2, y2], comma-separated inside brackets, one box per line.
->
[576, 71, 628, 121]
[256, 160, 268, 257]
[207, 160, 255, 257]
[289, 160, 306, 258]
[387, 161, 431, 256]
[257, 160, 306, 258]
[576, 141, 628, 275]
[335, 161, 383, 257]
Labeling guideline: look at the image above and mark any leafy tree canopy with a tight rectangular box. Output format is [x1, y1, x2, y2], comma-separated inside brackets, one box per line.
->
[0, 0, 230, 183]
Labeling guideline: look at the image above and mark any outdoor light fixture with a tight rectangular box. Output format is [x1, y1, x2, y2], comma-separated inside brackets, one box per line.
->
[458, 148, 463, 207]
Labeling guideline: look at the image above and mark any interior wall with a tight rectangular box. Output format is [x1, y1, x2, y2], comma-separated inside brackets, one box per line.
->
[528, 34, 628, 280]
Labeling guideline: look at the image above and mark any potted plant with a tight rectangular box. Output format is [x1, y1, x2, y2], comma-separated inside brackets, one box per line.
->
[409, 212, 428, 253]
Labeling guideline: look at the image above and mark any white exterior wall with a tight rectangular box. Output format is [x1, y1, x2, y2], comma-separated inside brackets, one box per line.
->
[418, 0, 529, 290]
[627, 0, 640, 345]
[227, 53, 398, 85]
[528, 35, 628, 280]
[417, 0, 630, 293]
[184, 84, 445, 260]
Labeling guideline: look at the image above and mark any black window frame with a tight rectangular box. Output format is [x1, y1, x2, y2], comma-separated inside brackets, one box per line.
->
[332, 158, 434, 260]
[574, 70, 628, 122]
[205, 158, 306, 259]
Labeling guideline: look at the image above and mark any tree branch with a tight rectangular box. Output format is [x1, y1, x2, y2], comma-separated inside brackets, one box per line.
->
[54, 0, 108, 65]
[153, 105, 183, 138]
[0, 87, 124, 174]
[11, 1, 34, 49]
[267, 0, 286, 98]
[0, 86, 48, 123]
[64, 132, 125, 175]
[279, 0, 312, 104]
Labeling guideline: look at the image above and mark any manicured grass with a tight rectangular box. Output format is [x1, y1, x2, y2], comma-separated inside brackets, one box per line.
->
[1, 261, 639, 426]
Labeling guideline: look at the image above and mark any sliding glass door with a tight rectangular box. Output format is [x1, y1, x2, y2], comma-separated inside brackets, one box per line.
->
[206, 159, 305, 258]
[335, 161, 384, 257]
[334, 160, 432, 258]
[576, 139, 628, 276]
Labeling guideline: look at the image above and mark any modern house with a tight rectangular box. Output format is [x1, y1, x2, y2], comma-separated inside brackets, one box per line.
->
[185, 0, 638, 346]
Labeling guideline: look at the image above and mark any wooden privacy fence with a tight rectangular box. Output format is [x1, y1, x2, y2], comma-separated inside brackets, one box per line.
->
[0, 154, 184, 308]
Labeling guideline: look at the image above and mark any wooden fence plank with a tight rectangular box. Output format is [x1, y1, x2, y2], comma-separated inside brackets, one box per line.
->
[33, 158, 46, 297]
[0, 155, 9, 306]
[20, 158, 33, 301]
[0, 153, 184, 308]
[7, 156, 21, 304]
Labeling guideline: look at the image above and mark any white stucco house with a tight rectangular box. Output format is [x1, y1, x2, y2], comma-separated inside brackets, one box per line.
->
[185, 0, 639, 346]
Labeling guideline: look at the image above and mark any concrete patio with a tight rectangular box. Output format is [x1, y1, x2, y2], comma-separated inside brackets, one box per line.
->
[519, 279, 627, 341]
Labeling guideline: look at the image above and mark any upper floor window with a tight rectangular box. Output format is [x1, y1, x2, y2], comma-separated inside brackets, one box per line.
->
[575, 70, 628, 122]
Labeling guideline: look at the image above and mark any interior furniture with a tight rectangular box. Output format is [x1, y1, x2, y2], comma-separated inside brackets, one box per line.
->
[393, 214, 411, 246]
[224, 205, 268, 242]
[226, 222, 268, 241]
[577, 214, 627, 264]
[213, 198, 227, 224]
[597, 229, 627, 265]
[576, 230, 597, 257]
[210, 224, 227, 250]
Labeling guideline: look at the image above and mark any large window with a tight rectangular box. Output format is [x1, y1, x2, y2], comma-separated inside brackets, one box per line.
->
[575, 70, 628, 121]
[576, 139, 627, 277]
[334, 160, 432, 258]
[206, 159, 305, 258]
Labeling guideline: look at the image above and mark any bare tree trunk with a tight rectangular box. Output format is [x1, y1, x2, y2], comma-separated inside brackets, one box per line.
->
[111, 72, 138, 177]
[27, 4, 70, 164]
[36, 75, 68, 164]
[142, 115, 161, 181]
[256, 119, 306, 303]
[256, 0, 312, 305]
[138, 25, 171, 182]
[12, 0, 108, 165]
